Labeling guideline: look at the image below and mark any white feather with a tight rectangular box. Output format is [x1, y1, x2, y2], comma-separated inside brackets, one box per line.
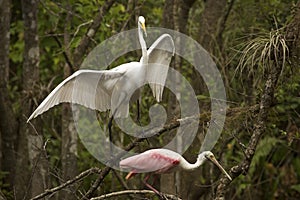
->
[28, 17, 175, 122]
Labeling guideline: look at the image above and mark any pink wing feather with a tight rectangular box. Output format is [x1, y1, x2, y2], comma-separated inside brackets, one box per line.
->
[120, 149, 180, 179]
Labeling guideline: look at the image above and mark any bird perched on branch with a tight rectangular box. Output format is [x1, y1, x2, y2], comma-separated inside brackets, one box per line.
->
[120, 148, 232, 195]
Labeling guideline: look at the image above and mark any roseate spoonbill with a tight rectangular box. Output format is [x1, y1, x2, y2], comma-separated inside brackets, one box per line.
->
[27, 16, 174, 137]
[120, 149, 232, 195]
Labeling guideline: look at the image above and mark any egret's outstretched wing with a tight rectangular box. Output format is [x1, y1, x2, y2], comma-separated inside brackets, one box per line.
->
[27, 69, 124, 122]
[146, 34, 175, 102]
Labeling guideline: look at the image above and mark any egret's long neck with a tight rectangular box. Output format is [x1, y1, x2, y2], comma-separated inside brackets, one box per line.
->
[179, 155, 206, 171]
[138, 25, 148, 64]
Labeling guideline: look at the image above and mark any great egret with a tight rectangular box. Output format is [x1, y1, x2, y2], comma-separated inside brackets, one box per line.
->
[27, 16, 175, 136]
[120, 149, 232, 194]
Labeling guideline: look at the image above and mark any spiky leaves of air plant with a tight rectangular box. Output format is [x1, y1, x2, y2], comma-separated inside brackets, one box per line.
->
[236, 28, 289, 79]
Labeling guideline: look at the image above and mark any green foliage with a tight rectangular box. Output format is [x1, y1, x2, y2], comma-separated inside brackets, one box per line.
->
[0, 171, 13, 198]
[10, 20, 24, 64]
[291, 184, 300, 193]
[249, 136, 282, 176]
[236, 28, 288, 79]
[3, 0, 300, 199]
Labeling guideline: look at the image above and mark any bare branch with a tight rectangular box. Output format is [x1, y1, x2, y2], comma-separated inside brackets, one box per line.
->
[217, 0, 235, 44]
[73, 0, 115, 66]
[215, 64, 282, 200]
[217, 4, 300, 195]
[83, 118, 181, 198]
[30, 167, 102, 200]
[52, 35, 75, 73]
[83, 106, 258, 198]
[112, 169, 130, 190]
[83, 167, 111, 199]
[28, 103, 256, 200]
[90, 190, 182, 200]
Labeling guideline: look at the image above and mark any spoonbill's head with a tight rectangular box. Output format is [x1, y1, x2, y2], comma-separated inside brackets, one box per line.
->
[200, 151, 232, 181]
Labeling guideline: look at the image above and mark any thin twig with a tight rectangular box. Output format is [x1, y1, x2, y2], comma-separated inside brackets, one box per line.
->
[68, 20, 94, 49]
[28, 104, 256, 200]
[30, 167, 102, 200]
[111, 170, 135, 199]
[73, 0, 115, 66]
[112, 169, 129, 190]
[52, 34, 75, 73]
[214, 20, 295, 200]
[90, 190, 182, 200]
[83, 119, 181, 199]
[83, 105, 259, 198]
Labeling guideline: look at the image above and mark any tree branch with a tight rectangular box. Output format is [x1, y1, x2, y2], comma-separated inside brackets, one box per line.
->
[112, 169, 130, 190]
[83, 118, 181, 198]
[73, 0, 115, 66]
[30, 167, 102, 200]
[52, 35, 75, 73]
[215, 65, 282, 200]
[83, 105, 258, 198]
[28, 104, 256, 199]
[0, 0, 18, 190]
[215, 2, 300, 198]
[217, 0, 235, 44]
[90, 190, 182, 200]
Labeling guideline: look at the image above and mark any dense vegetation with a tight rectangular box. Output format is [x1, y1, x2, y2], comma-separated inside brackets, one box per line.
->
[0, 0, 300, 199]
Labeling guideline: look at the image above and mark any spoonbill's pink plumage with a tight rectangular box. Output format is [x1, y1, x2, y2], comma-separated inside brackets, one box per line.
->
[120, 148, 232, 195]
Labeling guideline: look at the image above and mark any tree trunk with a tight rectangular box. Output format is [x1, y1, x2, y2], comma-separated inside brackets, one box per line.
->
[73, 0, 115, 67]
[192, 0, 228, 98]
[286, 1, 300, 65]
[178, 0, 196, 34]
[0, 0, 18, 191]
[197, 0, 227, 52]
[60, 91, 78, 199]
[162, 0, 174, 29]
[59, 2, 78, 199]
[161, 0, 196, 198]
[215, 1, 300, 199]
[161, 0, 177, 195]
[15, 0, 49, 198]
[57, 1, 116, 198]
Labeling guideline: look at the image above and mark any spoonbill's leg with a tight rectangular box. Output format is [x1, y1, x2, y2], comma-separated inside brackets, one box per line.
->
[143, 175, 160, 194]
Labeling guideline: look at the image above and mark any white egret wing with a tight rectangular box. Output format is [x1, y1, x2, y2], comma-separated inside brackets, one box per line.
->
[27, 69, 125, 121]
[146, 34, 175, 102]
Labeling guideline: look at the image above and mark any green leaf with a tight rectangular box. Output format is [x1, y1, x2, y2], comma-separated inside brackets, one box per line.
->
[197, 94, 209, 100]
[291, 184, 300, 193]
[249, 136, 282, 176]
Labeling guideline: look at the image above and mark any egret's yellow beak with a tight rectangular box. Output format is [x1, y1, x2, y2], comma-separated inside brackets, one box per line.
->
[206, 155, 232, 181]
[141, 22, 147, 37]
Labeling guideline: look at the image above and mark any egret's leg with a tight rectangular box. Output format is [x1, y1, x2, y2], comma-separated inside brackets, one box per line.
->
[108, 116, 113, 141]
[108, 90, 128, 157]
[107, 116, 113, 154]
[137, 99, 140, 123]
[136, 99, 144, 130]
[108, 106, 120, 158]
[107, 116, 114, 158]
[136, 99, 150, 145]
[136, 100, 144, 136]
